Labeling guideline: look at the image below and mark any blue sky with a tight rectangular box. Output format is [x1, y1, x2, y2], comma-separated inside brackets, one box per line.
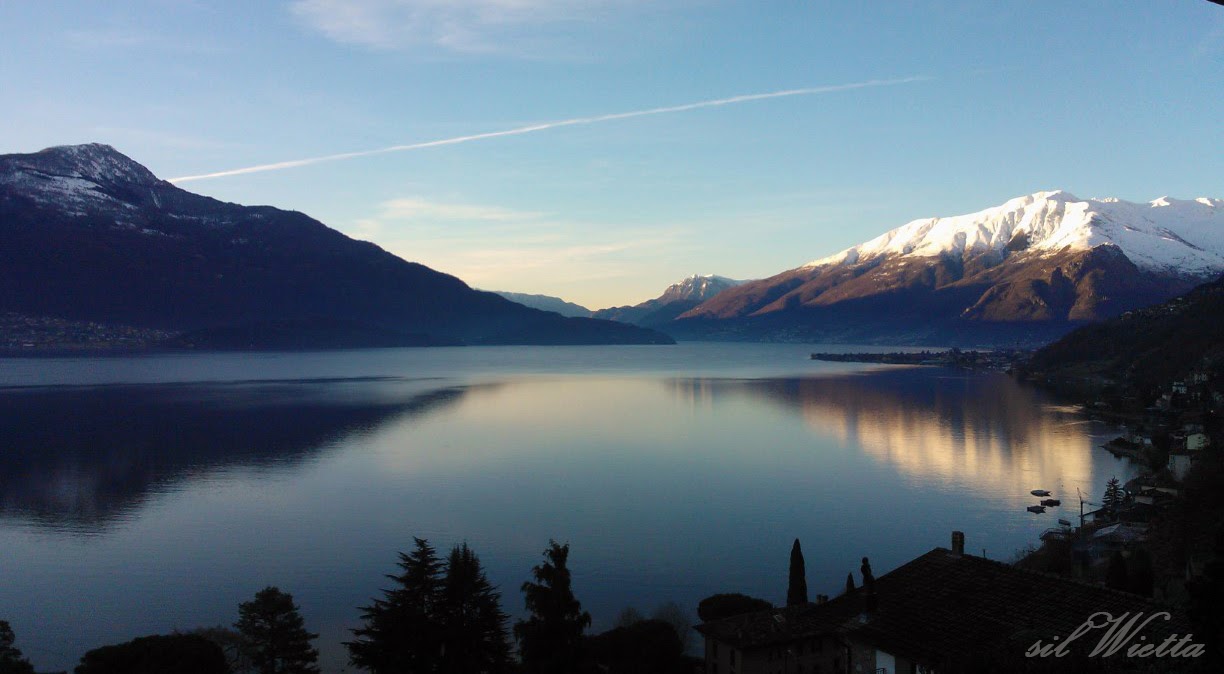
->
[2, 1, 1221, 308]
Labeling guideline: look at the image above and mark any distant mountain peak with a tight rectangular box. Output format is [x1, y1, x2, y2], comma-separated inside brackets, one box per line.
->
[17, 143, 160, 187]
[803, 191, 1224, 277]
[658, 274, 745, 303]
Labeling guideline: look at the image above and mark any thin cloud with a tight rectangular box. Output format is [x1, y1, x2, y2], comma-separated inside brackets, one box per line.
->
[170, 76, 932, 183]
[290, 0, 633, 53]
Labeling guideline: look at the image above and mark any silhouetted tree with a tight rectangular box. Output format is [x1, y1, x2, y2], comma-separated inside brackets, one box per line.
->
[844, 573, 855, 595]
[1105, 552, 1129, 592]
[860, 557, 877, 611]
[1102, 477, 1124, 511]
[651, 601, 692, 653]
[586, 619, 684, 674]
[235, 587, 320, 674]
[187, 626, 252, 674]
[437, 543, 511, 674]
[695, 594, 772, 623]
[0, 621, 34, 674]
[516, 540, 592, 674]
[75, 634, 226, 674]
[347, 537, 444, 673]
[614, 607, 644, 628]
[787, 539, 808, 606]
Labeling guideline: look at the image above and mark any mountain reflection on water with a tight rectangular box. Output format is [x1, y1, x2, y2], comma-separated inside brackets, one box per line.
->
[668, 369, 1100, 504]
[0, 379, 469, 531]
[0, 356, 1134, 674]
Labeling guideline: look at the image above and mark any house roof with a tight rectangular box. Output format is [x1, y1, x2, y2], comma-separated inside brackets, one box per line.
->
[1092, 522, 1149, 544]
[696, 548, 1194, 665]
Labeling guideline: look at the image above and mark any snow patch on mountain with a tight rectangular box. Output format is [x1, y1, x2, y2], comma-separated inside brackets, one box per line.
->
[658, 274, 746, 303]
[805, 191, 1224, 277]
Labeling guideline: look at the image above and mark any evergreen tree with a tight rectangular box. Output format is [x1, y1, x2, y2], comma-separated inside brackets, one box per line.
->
[0, 621, 34, 674]
[437, 543, 511, 674]
[347, 537, 444, 673]
[787, 539, 808, 606]
[844, 573, 855, 595]
[235, 587, 320, 674]
[515, 540, 592, 674]
[1102, 477, 1124, 511]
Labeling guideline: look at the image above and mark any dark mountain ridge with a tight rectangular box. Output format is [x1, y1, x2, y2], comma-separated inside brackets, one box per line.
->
[1025, 273, 1224, 394]
[0, 144, 673, 348]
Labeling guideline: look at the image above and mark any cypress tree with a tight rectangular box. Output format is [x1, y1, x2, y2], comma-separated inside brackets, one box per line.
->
[515, 540, 592, 674]
[787, 539, 808, 606]
[235, 587, 320, 674]
[844, 573, 855, 595]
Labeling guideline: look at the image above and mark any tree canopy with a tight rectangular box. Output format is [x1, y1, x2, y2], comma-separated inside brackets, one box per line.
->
[235, 587, 320, 674]
[515, 540, 592, 674]
[74, 634, 226, 674]
[696, 594, 772, 623]
[0, 621, 34, 674]
[348, 538, 510, 674]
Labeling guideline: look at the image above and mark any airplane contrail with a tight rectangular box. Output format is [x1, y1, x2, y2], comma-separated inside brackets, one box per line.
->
[169, 75, 931, 183]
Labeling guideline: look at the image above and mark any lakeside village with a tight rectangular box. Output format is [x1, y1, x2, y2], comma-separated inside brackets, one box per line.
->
[4, 351, 1222, 674]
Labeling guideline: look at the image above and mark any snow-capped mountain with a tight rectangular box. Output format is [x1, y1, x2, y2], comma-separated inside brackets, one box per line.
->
[592, 274, 745, 327]
[658, 274, 745, 303]
[0, 144, 674, 348]
[676, 191, 1224, 345]
[805, 191, 1224, 277]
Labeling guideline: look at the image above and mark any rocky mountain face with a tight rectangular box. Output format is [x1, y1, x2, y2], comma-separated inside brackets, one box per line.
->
[0, 144, 673, 348]
[673, 191, 1224, 345]
[592, 274, 744, 327]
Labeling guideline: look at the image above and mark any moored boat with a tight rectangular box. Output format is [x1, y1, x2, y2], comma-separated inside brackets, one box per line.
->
[1030, 489, 1051, 497]
[1027, 505, 1046, 513]
[1041, 499, 1061, 507]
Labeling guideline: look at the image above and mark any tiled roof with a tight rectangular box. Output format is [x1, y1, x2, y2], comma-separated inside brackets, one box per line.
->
[696, 548, 1195, 665]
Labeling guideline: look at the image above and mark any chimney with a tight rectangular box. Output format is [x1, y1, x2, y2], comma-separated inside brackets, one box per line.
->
[952, 531, 965, 556]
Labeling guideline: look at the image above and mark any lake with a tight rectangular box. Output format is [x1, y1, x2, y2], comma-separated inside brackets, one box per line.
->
[0, 343, 1135, 672]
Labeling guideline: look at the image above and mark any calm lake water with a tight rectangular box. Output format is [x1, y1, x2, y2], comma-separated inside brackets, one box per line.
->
[0, 343, 1135, 672]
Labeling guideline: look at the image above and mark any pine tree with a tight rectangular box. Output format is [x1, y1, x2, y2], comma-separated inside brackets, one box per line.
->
[787, 539, 808, 606]
[515, 540, 592, 674]
[438, 543, 511, 674]
[0, 621, 34, 674]
[235, 587, 320, 674]
[347, 537, 444, 673]
[1102, 477, 1124, 511]
[844, 573, 855, 595]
